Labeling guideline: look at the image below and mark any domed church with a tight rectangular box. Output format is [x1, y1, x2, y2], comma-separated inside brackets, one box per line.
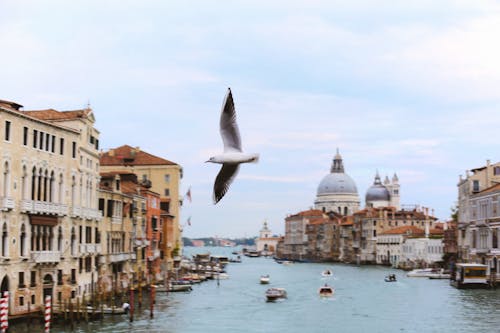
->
[365, 171, 400, 209]
[314, 149, 360, 215]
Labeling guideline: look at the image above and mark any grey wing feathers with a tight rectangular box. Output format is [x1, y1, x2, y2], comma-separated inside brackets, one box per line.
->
[213, 164, 240, 204]
[220, 88, 242, 152]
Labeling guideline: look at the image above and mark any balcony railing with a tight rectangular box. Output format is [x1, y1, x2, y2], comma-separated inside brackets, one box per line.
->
[21, 200, 68, 216]
[31, 251, 61, 263]
[72, 206, 102, 221]
[0, 197, 14, 211]
[109, 252, 131, 263]
[79, 244, 103, 255]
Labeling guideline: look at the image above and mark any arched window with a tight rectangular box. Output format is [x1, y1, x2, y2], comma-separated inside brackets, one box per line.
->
[71, 176, 76, 207]
[71, 228, 76, 256]
[20, 224, 26, 257]
[31, 167, 37, 200]
[2, 161, 10, 198]
[37, 168, 43, 200]
[2, 223, 8, 257]
[49, 171, 55, 202]
[21, 166, 27, 200]
[57, 227, 63, 252]
[43, 169, 49, 201]
[58, 174, 64, 204]
[344, 207, 348, 215]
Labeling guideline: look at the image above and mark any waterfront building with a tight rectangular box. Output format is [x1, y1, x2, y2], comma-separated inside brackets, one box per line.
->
[400, 228, 444, 269]
[255, 221, 280, 255]
[365, 172, 400, 209]
[305, 212, 342, 261]
[281, 209, 324, 260]
[457, 160, 500, 261]
[0, 99, 101, 316]
[314, 149, 360, 216]
[339, 216, 355, 262]
[459, 182, 500, 282]
[351, 207, 437, 264]
[99, 145, 183, 272]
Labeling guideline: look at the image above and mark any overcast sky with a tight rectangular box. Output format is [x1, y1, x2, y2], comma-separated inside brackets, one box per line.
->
[2, 1, 500, 238]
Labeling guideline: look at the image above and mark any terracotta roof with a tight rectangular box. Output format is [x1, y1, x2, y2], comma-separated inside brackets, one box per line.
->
[381, 226, 424, 235]
[23, 108, 91, 121]
[341, 216, 354, 226]
[100, 145, 178, 166]
[308, 218, 327, 225]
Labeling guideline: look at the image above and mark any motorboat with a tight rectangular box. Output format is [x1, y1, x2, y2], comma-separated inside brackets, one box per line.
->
[265, 287, 287, 301]
[260, 275, 270, 284]
[407, 268, 448, 278]
[385, 274, 397, 282]
[318, 284, 334, 297]
[321, 269, 333, 277]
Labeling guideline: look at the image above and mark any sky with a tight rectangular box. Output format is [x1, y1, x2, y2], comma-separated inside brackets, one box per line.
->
[1, 1, 500, 238]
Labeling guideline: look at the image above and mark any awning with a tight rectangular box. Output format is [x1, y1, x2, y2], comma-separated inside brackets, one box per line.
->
[29, 215, 58, 226]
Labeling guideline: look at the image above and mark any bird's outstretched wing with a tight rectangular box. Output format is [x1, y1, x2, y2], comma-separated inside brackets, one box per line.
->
[220, 88, 242, 152]
[213, 163, 240, 204]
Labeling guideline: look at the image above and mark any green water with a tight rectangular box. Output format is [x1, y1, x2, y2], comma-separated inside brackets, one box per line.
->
[14, 247, 500, 332]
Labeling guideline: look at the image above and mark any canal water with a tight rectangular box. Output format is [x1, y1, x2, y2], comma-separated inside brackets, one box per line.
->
[14, 246, 500, 333]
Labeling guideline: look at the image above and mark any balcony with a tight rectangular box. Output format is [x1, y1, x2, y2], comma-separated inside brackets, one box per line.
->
[80, 244, 102, 255]
[31, 251, 61, 263]
[21, 200, 68, 216]
[109, 252, 131, 263]
[72, 206, 102, 221]
[0, 197, 14, 211]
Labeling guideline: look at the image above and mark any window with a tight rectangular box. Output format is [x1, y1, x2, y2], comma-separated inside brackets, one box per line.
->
[473, 180, 480, 193]
[164, 174, 170, 182]
[494, 166, 500, 175]
[19, 272, 25, 288]
[71, 269, 76, 284]
[60, 138, 64, 155]
[23, 127, 28, 145]
[86, 226, 92, 243]
[31, 271, 36, 287]
[31, 295, 35, 305]
[45, 133, 50, 151]
[4, 121, 11, 141]
[98, 198, 105, 213]
[72, 141, 77, 158]
[19, 297, 24, 306]
[51, 135, 55, 152]
[39, 132, 44, 149]
[33, 130, 38, 148]
[164, 189, 170, 196]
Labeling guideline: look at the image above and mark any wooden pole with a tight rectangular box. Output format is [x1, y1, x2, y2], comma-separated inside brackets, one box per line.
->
[129, 288, 134, 322]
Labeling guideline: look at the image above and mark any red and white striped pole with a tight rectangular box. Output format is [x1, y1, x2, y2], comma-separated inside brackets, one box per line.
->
[44, 295, 51, 333]
[0, 291, 8, 333]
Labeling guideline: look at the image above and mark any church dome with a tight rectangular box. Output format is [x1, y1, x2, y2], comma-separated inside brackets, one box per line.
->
[317, 173, 358, 195]
[365, 172, 390, 202]
[316, 149, 358, 195]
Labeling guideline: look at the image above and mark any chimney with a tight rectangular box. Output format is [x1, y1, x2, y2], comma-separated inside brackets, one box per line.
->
[109, 149, 115, 156]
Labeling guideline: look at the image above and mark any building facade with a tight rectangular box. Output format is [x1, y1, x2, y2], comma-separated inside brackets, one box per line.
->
[0, 99, 101, 316]
[255, 221, 280, 255]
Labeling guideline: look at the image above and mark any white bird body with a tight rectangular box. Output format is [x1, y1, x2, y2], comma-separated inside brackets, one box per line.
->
[207, 88, 259, 204]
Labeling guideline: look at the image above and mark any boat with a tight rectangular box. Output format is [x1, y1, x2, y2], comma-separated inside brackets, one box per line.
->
[407, 268, 448, 278]
[214, 272, 229, 279]
[282, 260, 293, 265]
[265, 287, 287, 301]
[385, 274, 397, 282]
[260, 275, 270, 284]
[318, 284, 334, 297]
[321, 269, 333, 277]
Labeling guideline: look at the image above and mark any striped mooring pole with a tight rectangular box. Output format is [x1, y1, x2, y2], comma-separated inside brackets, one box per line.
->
[0, 291, 8, 333]
[44, 295, 52, 333]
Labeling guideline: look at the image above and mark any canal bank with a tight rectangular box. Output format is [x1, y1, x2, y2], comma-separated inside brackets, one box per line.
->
[11, 247, 500, 333]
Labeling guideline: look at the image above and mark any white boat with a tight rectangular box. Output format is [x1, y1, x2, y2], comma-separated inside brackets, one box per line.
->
[214, 272, 229, 279]
[318, 284, 334, 297]
[260, 275, 270, 284]
[321, 269, 333, 277]
[265, 287, 287, 301]
[407, 268, 447, 278]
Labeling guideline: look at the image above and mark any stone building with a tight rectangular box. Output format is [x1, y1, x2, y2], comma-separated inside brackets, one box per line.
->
[305, 212, 342, 262]
[0, 99, 101, 316]
[281, 209, 324, 261]
[99, 145, 183, 271]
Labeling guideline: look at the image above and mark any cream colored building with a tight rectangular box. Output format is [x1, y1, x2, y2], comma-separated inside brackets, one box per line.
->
[99, 145, 183, 271]
[0, 99, 101, 316]
[255, 221, 280, 255]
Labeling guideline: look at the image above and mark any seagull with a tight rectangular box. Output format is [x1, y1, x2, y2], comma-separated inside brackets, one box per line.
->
[207, 88, 259, 204]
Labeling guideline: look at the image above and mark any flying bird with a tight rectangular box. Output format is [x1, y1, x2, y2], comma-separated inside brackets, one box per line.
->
[207, 88, 259, 204]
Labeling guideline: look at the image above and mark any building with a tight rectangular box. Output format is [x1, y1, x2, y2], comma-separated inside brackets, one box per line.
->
[255, 221, 280, 255]
[400, 229, 444, 269]
[365, 171, 400, 209]
[305, 212, 342, 262]
[99, 145, 183, 272]
[0, 99, 101, 317]
[314, 149, 360, 216]
[281, 209, 324, 261]
[457, 160, 500, 261]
